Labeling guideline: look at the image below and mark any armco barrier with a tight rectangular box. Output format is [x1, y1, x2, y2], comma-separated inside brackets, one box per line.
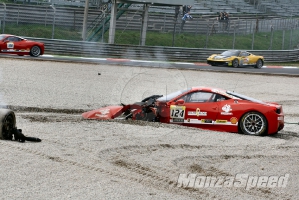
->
[27, 37, 299, 62]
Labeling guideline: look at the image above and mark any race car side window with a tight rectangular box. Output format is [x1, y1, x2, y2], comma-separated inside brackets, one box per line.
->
[182, 92, 215, 103]
[6, 36, 21, 42]
[240, 52, 248, 57]
[214, 94, 229, 102]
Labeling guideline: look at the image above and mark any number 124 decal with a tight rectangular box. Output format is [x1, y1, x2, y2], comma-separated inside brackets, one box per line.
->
[170, 105, 186, 119]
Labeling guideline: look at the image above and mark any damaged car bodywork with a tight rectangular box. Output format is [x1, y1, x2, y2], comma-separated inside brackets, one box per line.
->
[82, 87, 284, 136]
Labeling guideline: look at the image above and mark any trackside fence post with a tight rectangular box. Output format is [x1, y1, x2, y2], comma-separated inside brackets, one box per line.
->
[289, 27, 293, 50]
[269, 25, 274, 50]
[282, 30, 285, 50]
[50, 4, 56, 39]
[205, 22, 209, 48]
[251, 20, 255, 50]
[232, 21, 236, 49]
[1, 3, 6, 34]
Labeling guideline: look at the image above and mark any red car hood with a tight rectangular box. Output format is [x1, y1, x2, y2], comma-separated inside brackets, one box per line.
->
[82, 105, 125, 120]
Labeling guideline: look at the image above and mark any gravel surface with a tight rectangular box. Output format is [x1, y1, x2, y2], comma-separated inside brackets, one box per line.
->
[0, 57, 299, 199]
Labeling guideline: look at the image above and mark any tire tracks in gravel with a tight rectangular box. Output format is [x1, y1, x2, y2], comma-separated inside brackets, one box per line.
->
[6, 110, 298, 199]
[0, 137, 288, 199]
[0, 139, 210, 198]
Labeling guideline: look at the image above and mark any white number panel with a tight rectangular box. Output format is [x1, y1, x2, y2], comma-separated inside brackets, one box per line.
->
[7, 42, 14, 48]
[170, 105, 186, 119]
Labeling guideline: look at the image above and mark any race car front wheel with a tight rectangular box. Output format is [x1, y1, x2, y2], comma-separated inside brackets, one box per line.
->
[0, 109, 16, 140]
[232, 59, 239, 68]
[30, 46, 41, 57]
[240, 111, 267, 136]
[255, 59, 263, 69]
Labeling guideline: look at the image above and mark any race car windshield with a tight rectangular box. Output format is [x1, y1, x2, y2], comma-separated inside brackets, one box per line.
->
[227, 91, 266, 104]
[0, 35, 6, 40]
[221, 51, 240, 57]
[157, 88, 191, 102]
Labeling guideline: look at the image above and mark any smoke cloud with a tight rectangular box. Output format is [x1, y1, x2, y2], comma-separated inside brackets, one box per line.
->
[0, 69, 7, 108]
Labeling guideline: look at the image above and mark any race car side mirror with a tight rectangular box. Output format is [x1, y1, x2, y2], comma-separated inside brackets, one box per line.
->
[175, 99, 185, 105]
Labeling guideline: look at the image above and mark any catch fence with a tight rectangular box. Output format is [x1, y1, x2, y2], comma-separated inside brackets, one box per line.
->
[0, 3, 299, 50]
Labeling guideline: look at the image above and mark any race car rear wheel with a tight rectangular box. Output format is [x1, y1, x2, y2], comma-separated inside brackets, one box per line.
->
[255, 59, 263, 69]
[232, 59, 239, 68]
[240, 111, 267, 136]
[0, 109, 16, 140]
[30, 45, 41, 57]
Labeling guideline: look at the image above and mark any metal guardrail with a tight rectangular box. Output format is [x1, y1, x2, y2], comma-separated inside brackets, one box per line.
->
[27, 37, 299, 62]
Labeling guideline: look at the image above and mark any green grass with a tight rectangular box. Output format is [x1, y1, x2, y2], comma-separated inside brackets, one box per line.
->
[4, 24, 83, 40]
[3, 23, 299, 66]
[4, 23, 299, 50]
[115, 30, 299, 50]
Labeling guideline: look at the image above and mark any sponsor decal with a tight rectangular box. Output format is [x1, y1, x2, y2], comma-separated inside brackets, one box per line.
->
[196, 108, 200, 116]
[243, 58, 249, 63]
[221, 104, 233, 115]
[230, 117, 238, 124]
[95, 108, 110, 118]
[172, 118, 184, 123]
[16, 49, 29, 52]
[188, 108, 207, 116]
[201, 119, 213, 123]
[221, 112, 233, 115]
[216, 120, 227, 123]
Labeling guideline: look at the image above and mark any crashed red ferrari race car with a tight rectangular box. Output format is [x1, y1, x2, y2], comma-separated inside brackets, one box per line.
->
[82, 87, 284, 136]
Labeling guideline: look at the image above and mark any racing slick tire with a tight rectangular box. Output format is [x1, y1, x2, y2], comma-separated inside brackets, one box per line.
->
[240, 111, 267, 136]
[0, 109, 16, 140]
[30, 45, 41, 57]
[255, 59, 263, 69]
[232, 59, 239, 68]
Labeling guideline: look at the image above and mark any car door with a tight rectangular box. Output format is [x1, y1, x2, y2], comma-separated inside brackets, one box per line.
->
[172, 91, 219, 125]
[2, 36, 26, 54]
[214, 97, 240, 127]
[0, 37, 11, 53]
[9, 36, 27, 54]
[1, 36, 17, 54]
[247, 52, 259, 65]
[239, 51, 250, 66]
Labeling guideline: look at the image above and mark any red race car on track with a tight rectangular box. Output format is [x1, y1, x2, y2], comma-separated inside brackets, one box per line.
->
[0, 34, 44, 57]
[82, 87, 284, 136]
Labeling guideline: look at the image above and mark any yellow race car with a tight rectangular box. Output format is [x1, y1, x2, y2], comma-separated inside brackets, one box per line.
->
[207, 50, 264, 68]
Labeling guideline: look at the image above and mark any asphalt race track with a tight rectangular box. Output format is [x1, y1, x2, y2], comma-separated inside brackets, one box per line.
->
[1, 54, 299, 76]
